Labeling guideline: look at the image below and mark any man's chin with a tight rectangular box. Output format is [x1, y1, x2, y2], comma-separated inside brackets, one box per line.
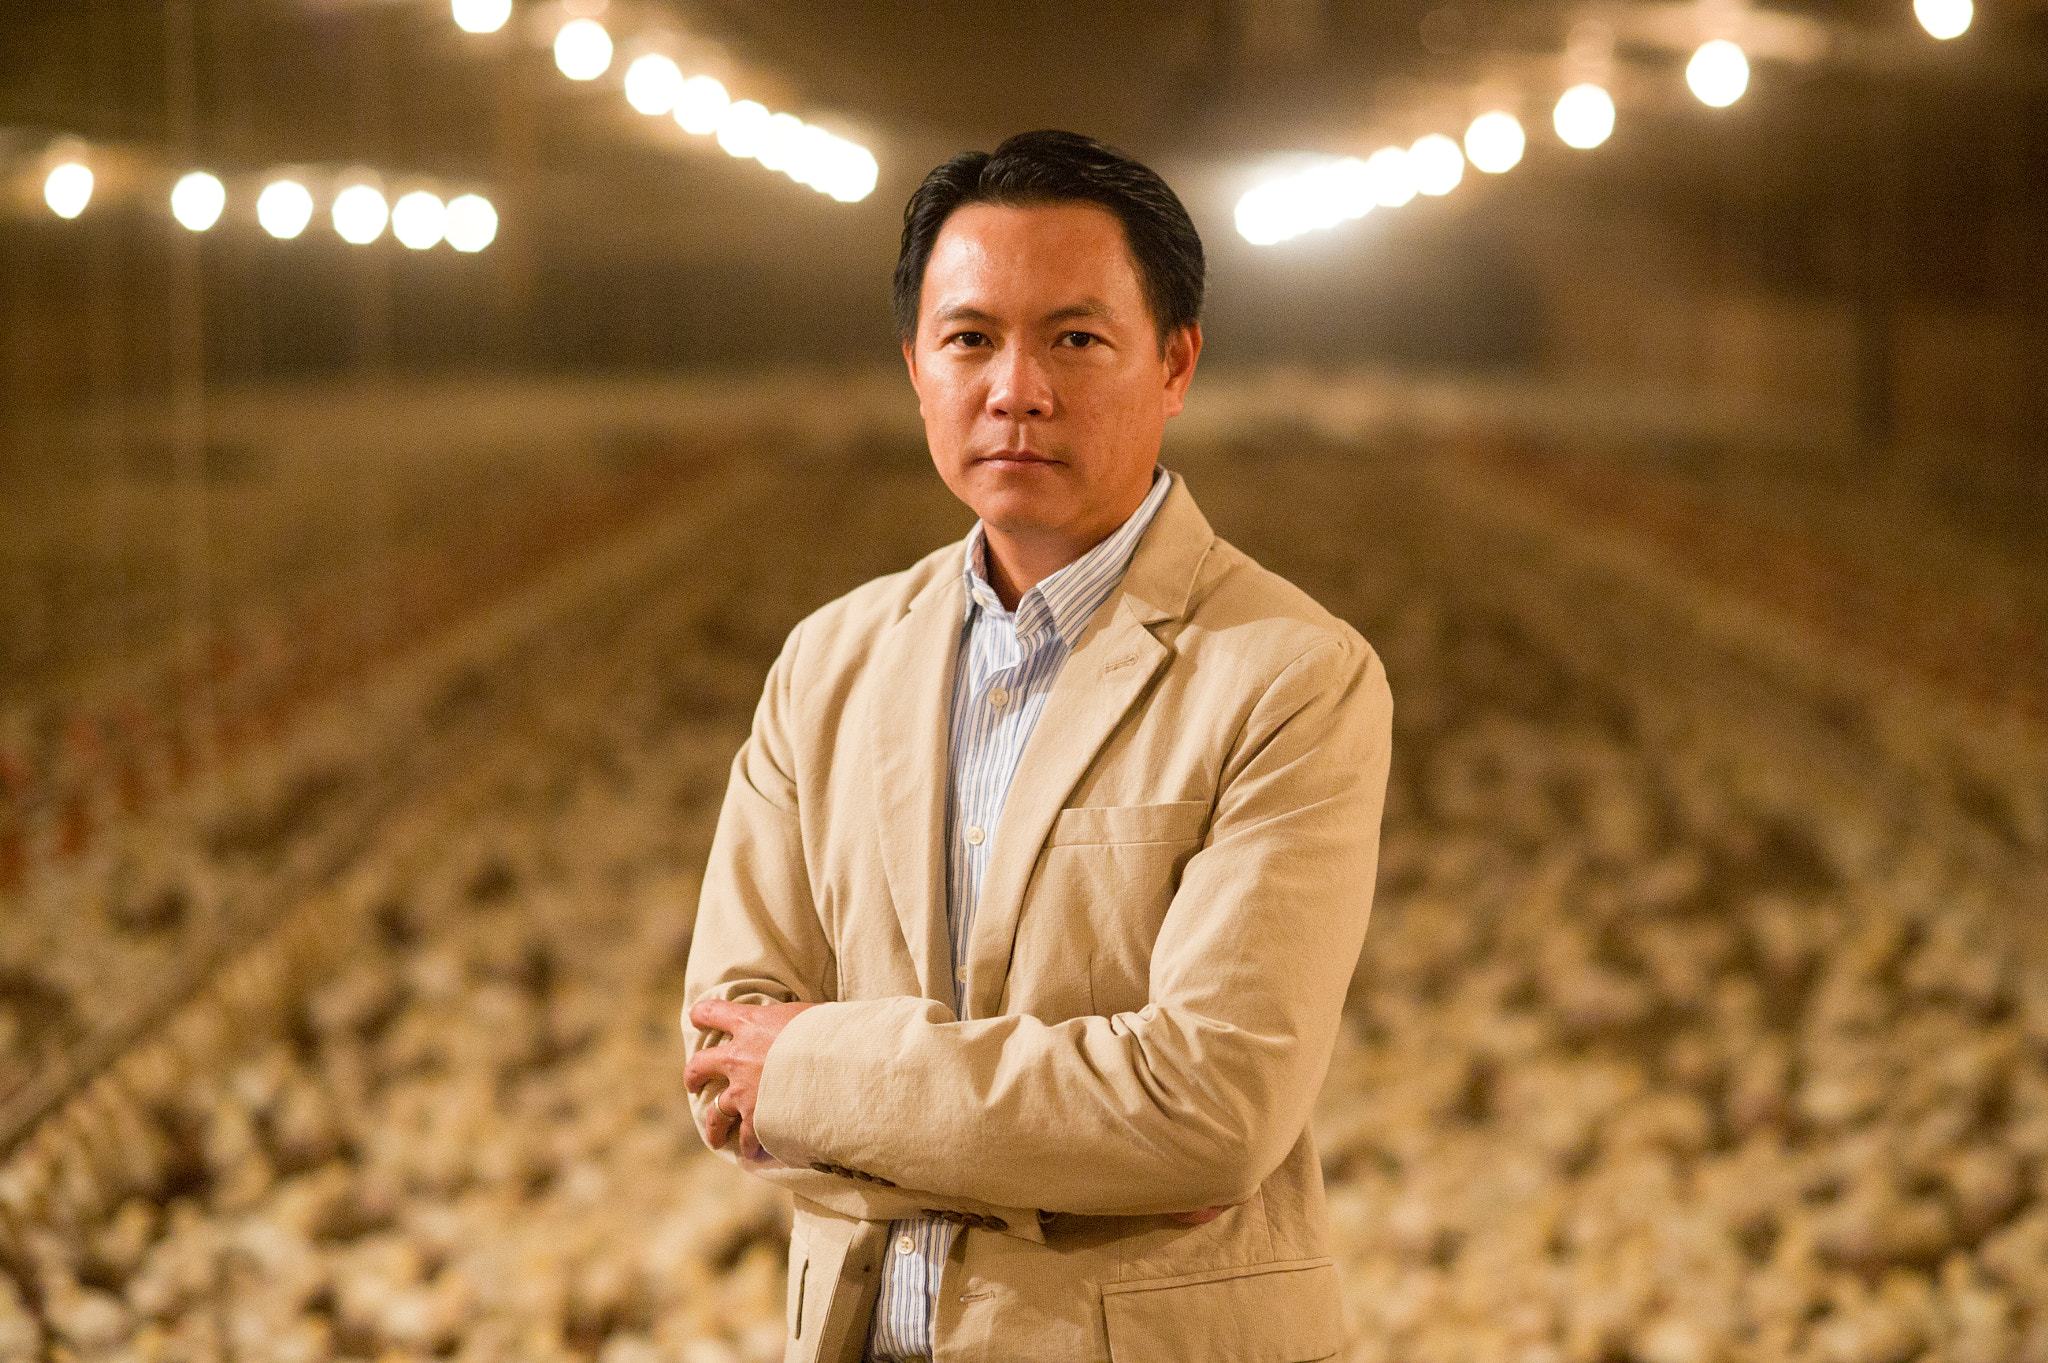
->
[961, 464, 1081, 530]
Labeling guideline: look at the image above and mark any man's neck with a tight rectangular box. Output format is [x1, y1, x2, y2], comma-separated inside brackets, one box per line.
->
[976, 471, 1160, 612]
[981, 527, 1088, 613]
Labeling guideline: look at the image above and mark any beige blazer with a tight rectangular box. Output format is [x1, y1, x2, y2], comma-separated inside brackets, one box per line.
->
[683, 476, 1391, 1363]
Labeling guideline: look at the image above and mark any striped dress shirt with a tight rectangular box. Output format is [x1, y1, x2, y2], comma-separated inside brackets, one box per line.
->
[864, 466, 1174, 1362]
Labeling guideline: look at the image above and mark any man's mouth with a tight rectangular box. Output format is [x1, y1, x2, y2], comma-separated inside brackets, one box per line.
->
[976, 449, 1059, 466]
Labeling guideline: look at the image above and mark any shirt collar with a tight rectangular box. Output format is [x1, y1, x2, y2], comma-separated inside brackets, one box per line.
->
[962, 466, 1173, 649]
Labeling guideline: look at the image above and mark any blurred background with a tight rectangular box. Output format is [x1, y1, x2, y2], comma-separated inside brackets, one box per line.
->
[2, 4, 2045, 1362]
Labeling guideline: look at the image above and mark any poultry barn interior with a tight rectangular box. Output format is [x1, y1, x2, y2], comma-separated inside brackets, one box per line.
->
[2, 2, 2046, 1361]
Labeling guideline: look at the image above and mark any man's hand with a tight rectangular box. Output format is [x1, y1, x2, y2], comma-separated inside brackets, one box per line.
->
[687, 996, 1232, 1221]
[684, 997, 819, 1163]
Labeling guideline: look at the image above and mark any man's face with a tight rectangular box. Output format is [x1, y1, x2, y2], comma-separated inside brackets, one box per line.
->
[904, 201, 1199, 548]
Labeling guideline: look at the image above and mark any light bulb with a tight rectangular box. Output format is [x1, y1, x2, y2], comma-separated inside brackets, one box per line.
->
[1553, 83, 1616, 148]
[716, 99, 771, 159]
[44, 163, 93, 218]
[553, 18, 611, 80]
[1409, 134, 1464, 196]
[673, 75, 729, 135]
[445, 194, 497, 252]
[1915, 0, 1972, 38]
[451, 0, 510, 34]
[825, 142, 878, 202]
[758, 113, 806, 174]
[624, 53, 682, 114]
[1365, 146, 1416, 207]
[1464, 111, 1526, 173]
[332, 184, 388, 244]
[1687, 39, 1750, 107]
[391, 191, 447, 249]
[170, 171, 226, 231]
[256, 179, 314, 238]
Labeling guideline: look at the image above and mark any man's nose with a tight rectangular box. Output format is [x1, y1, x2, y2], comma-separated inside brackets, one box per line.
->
[985, 346, 1054, 420]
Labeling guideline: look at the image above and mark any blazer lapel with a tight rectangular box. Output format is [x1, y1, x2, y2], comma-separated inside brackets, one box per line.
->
[863, 569, 965, 1006]
[959, 477, 1216, 1021]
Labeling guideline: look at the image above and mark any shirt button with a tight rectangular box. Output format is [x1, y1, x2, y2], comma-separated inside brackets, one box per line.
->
[955, 965, 968, 984]
[896, 1234, 916, 1256]
[988, 686, 1010, 708]
[965, 825, 985, 846]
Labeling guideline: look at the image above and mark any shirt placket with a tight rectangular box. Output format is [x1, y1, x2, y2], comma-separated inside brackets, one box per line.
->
[952, 612, 1023, 1011]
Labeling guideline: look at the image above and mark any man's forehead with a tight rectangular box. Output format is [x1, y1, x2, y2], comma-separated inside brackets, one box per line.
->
[922, 202, 1142, 318]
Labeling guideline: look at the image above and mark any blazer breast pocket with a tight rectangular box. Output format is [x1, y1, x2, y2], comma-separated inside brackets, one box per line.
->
[1033, 801, 1209, 1018]
[1046, 799, 1209, 847]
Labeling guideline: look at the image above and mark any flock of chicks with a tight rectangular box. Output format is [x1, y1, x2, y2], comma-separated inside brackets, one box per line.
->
[0, 442, 2041, 1363]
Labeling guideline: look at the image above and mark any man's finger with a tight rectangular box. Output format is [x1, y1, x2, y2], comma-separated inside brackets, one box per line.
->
[688, 997, 757, 1034]
[683, 1046, 730, 1094]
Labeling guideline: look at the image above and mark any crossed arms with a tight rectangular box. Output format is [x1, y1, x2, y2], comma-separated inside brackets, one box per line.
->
[680, 623, 1391, 1223]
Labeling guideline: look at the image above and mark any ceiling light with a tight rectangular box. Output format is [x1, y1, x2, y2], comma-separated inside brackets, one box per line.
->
[450, 0, 510, 34]
[823, 140, 878, 202]
[44, 163, 93, 219]
[1233, 159, 1374, 246]
[1464, 111, 1525, 173]
[758, 112, 806, 174]
[1553, 83, 1615, 148]
[788, 124, 837, 189]
[445, 194, 498, 252]
[170, 171, 226, 231]
[673, 75, 729, 135]
[1915, 0, 1972, 38]
[1365, 146, 1416, 207]
[716, 99, 771, 159]
[1409, 134, 1464, 196]
[391, 191, 447, 249]
[1234, 183, 1291, 246]
[332, 184, 388, 244]
[1686, 39, 1750, 107]
[256, 179, 314, 238]
[553, 18, 612, 81]
[624, 53, 682, 115]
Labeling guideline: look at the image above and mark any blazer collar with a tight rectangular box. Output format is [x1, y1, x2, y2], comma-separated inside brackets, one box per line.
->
[958, 473, 1216, 1019]
[1104, 472, 1213, 628]
[862, 474, 1216, 1016]
[863, 565, 967, 1005]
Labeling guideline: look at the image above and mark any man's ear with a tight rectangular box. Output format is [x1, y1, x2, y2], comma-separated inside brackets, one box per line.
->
[1161, 322, 1202, 419]
[902, 337, 923, 396]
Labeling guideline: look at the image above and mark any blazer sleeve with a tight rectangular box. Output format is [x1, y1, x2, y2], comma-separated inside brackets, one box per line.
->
[682, 618, 1059, 1240]
[751, 633, 1392, 1216]
[681, 621, 833, 1128]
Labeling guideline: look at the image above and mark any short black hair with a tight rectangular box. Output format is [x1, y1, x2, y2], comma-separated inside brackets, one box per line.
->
[892, 129, 1204, 352]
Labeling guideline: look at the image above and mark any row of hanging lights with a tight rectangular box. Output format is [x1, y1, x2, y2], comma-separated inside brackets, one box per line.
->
[40, 157, 498, 252]
[1238, 0, 1976, 245]
[451, 0, 878, 203]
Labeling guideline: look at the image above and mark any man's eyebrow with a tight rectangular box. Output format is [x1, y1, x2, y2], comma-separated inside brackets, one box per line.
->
[1042, 300, 1116, 324]
[927, 300, 1120, 327]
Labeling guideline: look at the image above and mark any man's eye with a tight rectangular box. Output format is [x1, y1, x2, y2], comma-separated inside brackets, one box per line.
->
[949, 331, 989, 348]
[1059, 332, 1100, 348]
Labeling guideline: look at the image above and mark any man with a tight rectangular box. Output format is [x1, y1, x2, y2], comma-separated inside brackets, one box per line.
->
[682, 130, 1391, 1363]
